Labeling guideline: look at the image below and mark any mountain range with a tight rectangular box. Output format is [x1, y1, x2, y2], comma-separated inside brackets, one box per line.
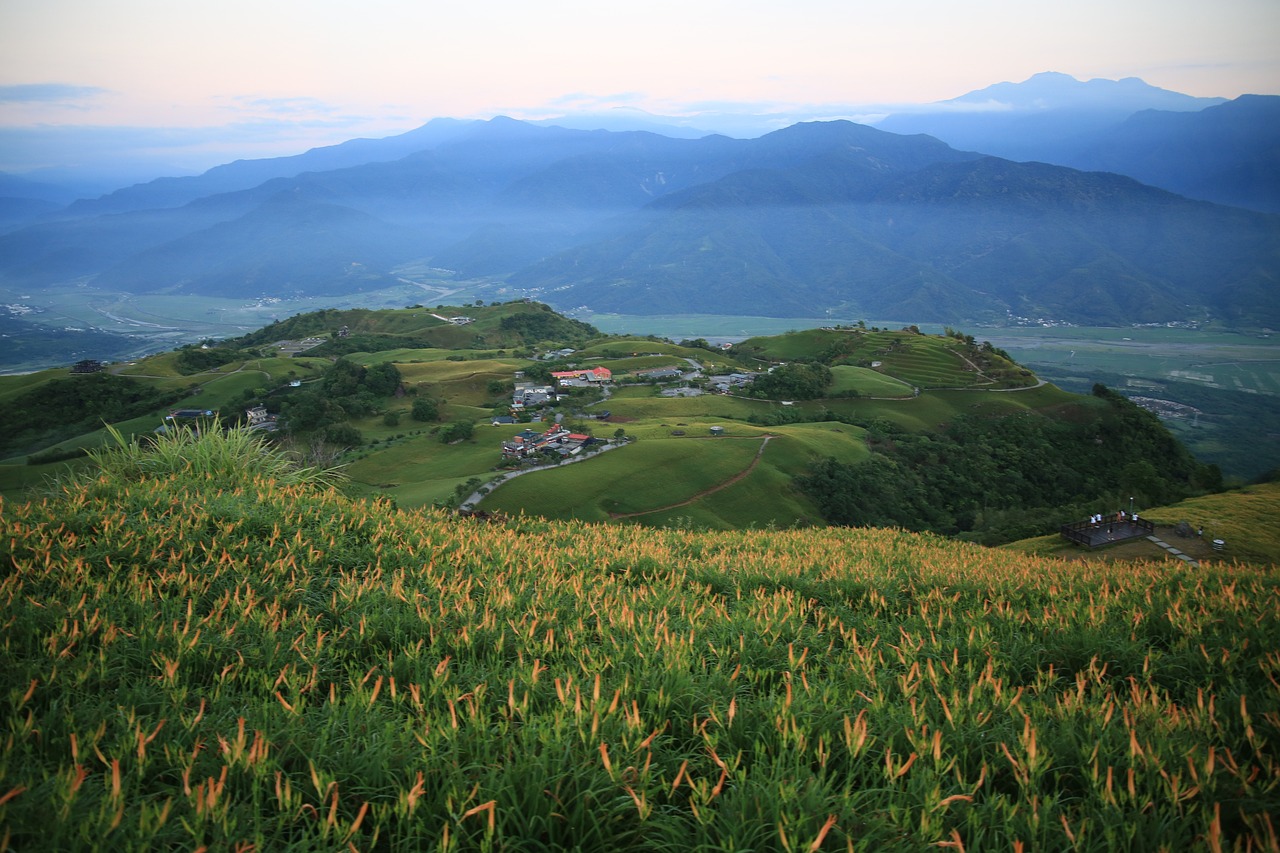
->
[875, 73, 1280, 213]
[0, 73, 1277, 330]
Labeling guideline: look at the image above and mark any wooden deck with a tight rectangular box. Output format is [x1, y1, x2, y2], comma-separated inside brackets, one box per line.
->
[1060, 517, 1155, 548]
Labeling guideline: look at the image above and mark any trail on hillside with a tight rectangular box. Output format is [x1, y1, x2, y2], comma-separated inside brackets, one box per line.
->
[609, 436, 773, 520]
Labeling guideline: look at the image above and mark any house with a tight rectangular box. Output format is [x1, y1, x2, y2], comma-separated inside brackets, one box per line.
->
[633, 366, 683, 382]
[160, 408, 217, 434]
[551, 366, 612, 385]
[245, 405, 278, 432]
[512, 383, 557, 410]
[168, 408, 216, 421]
[709, 373, 755, 392]
[501, 424, 574, 460]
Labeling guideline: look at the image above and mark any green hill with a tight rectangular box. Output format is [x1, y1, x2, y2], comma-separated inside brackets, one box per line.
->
[0, 427, 1275, 850]
[0, 306, 1223, 546]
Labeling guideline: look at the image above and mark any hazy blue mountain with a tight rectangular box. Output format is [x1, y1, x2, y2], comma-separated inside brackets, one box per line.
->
[529, 108, 715, 138]
[0, 172, 84, 206]
[62, 118, 480, 217]
[0, 197, 62, 235]
[0, 172, 85, 233]
[1059, 96, 1280, 212]
[875, 72, 1224, 163]
[92, 188, 411, 297]
[872, 74, 1280, 212]
[5, 120, 931, 294]
[515, 145, 1280, 326]
[2, 114, 1276, 328]
[933, 71, 1220, 113]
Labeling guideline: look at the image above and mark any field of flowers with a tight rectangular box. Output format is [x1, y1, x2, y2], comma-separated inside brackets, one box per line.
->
[1, 432, 1278, 850]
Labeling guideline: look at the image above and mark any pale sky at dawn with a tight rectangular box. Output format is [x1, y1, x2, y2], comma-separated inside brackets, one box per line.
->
[1, 0, 1277, 176]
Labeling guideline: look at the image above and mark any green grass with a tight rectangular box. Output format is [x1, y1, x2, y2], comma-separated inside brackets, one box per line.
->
[1141, 482, 1280, 565]
[481, 437, 767, 521]
[479, 423, 869, 528]
[1, 433, 1276, 850]
[828, 364, 915, 397]
[343, 427, 507, 508]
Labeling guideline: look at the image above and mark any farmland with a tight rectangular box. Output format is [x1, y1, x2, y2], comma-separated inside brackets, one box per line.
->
[1, 428, 1277, 850]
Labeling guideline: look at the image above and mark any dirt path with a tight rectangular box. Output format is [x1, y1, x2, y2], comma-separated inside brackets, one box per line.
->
[609, 436, 773, 519]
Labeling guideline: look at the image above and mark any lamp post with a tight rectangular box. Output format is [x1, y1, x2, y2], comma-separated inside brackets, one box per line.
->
[1129, 496, 1134, 516]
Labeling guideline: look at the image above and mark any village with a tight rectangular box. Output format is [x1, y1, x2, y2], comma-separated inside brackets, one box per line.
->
[495, 354, 759, 461]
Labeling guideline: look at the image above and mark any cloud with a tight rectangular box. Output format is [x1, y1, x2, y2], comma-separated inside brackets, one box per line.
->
[888, 99, 1017, 115]
[543, 92, 646, 110]
[233, 96, 341, 116]
[0, 83, 109, 103]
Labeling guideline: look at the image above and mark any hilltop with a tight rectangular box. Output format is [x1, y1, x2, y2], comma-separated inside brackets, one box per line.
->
[0, 304, 1224, 547]
[0, 426, 1276, 849]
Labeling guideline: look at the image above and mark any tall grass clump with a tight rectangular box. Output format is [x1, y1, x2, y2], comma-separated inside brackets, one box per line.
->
[69, 422, 345, 492]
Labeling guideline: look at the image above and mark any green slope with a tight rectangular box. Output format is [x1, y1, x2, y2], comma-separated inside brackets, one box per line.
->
[1, 431, 1275, 850]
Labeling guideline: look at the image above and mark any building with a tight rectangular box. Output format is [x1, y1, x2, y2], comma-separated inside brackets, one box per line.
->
[498, 424, 604, 460]
[633, 366, 683, 381]
[551, 366, 612, 384]
[512, 383, 558, 410]
[709, 373, 755, 392]
[245, 405, 278, 432]
[501, 424, 574, 460]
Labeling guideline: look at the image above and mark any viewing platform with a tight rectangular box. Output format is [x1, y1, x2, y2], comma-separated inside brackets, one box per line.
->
[1060, 516, 1155, 549]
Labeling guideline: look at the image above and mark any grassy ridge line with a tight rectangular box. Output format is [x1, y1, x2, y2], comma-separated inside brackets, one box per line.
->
[1, 432, 1278, 849]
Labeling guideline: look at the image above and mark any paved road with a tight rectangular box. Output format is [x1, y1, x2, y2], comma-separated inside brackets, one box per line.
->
[461, 442, 624, 509]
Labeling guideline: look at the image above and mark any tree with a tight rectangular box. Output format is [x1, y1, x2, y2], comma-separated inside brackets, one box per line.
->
[411, 398, 440, 422]
[321, 359, 367, 397]
[364, 361, 402, 396]
[323, 423, 363, 448]
[439, 421, 474, 444]
[750, 363, 833, 400]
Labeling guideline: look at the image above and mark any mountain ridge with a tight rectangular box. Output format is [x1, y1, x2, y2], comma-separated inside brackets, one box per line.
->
[1, 83, 1276, 330]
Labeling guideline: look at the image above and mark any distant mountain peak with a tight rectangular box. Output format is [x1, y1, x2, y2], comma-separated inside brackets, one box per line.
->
[942, 72, 1224, 113]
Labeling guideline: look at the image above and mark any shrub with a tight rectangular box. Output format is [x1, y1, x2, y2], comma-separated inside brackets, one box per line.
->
[69, 422, 344, 491]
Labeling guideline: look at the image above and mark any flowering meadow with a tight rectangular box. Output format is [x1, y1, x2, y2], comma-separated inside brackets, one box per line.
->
[1, 431, 1277, 850]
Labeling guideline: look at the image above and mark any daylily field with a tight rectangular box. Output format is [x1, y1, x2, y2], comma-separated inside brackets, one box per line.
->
[1, 431, 1277, 851]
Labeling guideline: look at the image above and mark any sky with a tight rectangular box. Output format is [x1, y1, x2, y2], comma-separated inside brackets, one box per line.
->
[1, 0, 1278, 181]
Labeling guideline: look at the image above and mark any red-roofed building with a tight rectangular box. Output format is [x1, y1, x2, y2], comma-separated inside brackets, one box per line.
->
[551, 366, 612, 384]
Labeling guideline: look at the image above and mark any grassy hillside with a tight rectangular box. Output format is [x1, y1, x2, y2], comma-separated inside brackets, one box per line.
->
[1007, 482, 1280, 566]
[1, 430, 1276, 850]
[0, 307, 1223, 547]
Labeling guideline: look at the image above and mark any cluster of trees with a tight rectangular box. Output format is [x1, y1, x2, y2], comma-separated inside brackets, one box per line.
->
[497, 306, 599, 344]
[280, 359, 408, 446]
[747, 362, 833, 400]
[798, 387, 1222, 544]
[4, 374, 187, 459]
[174, 345, 241, 375]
